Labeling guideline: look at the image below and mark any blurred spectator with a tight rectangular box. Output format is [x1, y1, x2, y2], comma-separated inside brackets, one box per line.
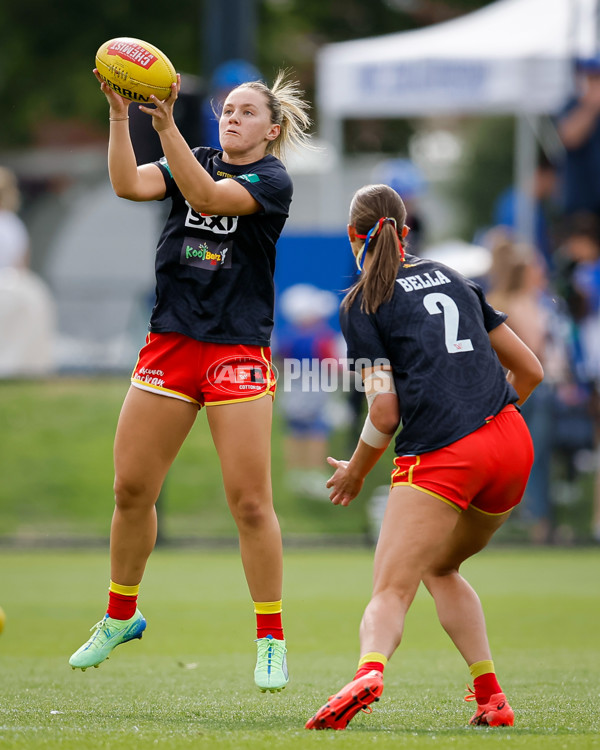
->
[0, 167, 56, 376]
[554, 213, 600, 541]
[492, 155, 559, 272]
[487, 238, 566, 543]
[202, 59, 261, 149]
[277, 284, 339, 499]
[556, 56, 600, 219]
[0, 166, 29, 270]
[0, 269, 57, 377]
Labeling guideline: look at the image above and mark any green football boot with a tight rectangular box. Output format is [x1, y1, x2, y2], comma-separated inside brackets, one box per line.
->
[69, 609, 146, 670]
[254, 635, 289, 692]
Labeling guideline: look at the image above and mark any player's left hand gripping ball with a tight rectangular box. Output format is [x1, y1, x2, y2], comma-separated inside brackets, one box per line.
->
[95, 37, 176, 102]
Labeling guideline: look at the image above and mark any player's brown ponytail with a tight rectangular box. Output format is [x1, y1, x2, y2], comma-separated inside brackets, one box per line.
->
[343, 184, 408, 315]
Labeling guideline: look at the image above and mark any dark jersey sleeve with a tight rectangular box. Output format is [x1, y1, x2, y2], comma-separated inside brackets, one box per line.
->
[232, 160, 293, 216]
[340, 302, 391, 370]
[154, 149, 292, 215]
[467, 279, 508, 332]
[340, 258, 518, 454]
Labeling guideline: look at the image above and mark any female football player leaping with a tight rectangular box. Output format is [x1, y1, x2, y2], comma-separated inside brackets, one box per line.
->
[69, 67, 312, 694]
[306, 183, 543, 730]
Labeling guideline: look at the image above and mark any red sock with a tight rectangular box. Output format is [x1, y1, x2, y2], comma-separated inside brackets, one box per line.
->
[256, 612, 284, 640]
[354, 661, 385, 680]
[107, 590, 138, 620]
[474, 672, 503, 705]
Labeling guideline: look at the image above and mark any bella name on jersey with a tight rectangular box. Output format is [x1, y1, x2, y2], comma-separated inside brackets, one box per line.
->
[396, 269, 451, 292]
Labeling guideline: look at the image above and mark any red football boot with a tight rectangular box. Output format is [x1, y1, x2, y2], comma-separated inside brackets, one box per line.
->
[466, 686, 515, 727]
[305, 670, 384, 730]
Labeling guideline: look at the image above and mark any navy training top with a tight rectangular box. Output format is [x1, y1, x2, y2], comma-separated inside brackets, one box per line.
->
[149, 147, 293, 346]
[340, 253, 518, 455]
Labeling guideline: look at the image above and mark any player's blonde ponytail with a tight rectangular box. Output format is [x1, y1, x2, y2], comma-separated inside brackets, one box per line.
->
[236, 70, 314, 161]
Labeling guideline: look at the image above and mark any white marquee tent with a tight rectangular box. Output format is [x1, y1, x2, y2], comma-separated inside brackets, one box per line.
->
[317, 0, 598, 126]
[316, 0, 600, 239]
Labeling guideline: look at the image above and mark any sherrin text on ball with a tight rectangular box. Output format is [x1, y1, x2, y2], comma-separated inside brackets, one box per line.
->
[95, 37, 176, 103]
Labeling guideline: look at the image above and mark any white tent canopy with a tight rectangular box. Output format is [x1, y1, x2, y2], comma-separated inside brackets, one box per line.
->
[317, 0, 598, 126]
[315, 0, 599, 240]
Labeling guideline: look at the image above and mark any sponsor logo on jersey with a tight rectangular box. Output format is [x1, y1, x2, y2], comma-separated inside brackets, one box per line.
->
[158, 156, 173, 178]
[180, 237, 232, 270]
[396, 270, 451, 292]
[238, 173, 260, 184]
[184, 202, 239, 234]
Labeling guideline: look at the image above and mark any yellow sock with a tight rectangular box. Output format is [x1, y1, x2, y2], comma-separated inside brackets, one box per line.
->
[355, 651, 388, 679]
[469, 659, 495, 680]
[109, 581, 140, 596]
[358, 652, 388, 669]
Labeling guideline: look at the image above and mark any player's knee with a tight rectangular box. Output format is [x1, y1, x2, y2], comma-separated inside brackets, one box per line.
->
[113, 474, 153, 509]
[228, 491, 272, 528]
[422, 567, 459, 589]
[373, 579, 419, 609]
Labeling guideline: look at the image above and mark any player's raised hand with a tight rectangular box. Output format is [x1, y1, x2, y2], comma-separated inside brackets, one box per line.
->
[93, 68, 130, 119]
[141, 75, 181, 133]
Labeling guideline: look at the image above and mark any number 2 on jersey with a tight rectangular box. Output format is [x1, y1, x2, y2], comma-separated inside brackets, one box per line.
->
[423, 292, 474, 354]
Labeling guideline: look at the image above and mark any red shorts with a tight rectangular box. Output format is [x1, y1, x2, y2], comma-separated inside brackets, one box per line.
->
[390, 404, 533, 515]
[131, 332, 277, 407]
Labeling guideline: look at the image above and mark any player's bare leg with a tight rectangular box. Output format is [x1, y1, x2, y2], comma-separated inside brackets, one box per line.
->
[307, 487, 459, 729]
[70, 387, 198, 669]
[359, 487, 459, 657]
[69, 387, 198, 671]
[422, 505, 510, 664]
[207, 396, 288, 692]
[111, 387, 198, 584]
[207, 396, 282, 601]
[423, 505, 514, 726]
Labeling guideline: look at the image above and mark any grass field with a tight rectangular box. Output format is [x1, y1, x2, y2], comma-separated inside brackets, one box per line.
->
[0, 377, 388, 542]
[1, 548, 599, 749]
[0, 377, 596, 545]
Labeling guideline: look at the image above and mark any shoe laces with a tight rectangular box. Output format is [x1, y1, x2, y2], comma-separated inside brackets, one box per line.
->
[86, 616, 111, 643]
[465, 684, 477, 703]
[255, 637, 286, 669]
[88, 615, 128, 642]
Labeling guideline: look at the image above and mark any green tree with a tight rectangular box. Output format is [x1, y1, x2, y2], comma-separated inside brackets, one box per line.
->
[0, 0, 199, 147]
[0, 0, 496, 148]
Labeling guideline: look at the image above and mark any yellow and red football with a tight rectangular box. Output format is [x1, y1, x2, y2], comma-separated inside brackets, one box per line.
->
[95, 37, 176, 103]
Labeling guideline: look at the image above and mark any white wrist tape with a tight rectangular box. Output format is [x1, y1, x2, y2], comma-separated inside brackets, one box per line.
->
[360, 414, 394, 449]
[364, 369, 396, 410]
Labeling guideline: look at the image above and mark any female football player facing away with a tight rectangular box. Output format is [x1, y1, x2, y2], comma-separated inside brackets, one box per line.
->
[306, 183, 543, 729]
[69, 67, 312, 694]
